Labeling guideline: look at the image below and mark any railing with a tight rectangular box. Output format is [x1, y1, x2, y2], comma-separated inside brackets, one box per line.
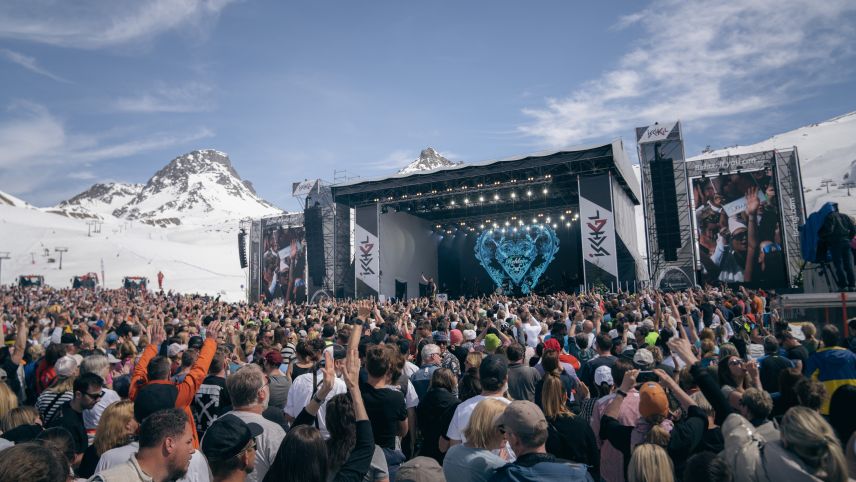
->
[780, 292, 855, 337]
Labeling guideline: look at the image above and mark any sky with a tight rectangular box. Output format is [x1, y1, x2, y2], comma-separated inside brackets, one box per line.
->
[1, 0, 855, 211]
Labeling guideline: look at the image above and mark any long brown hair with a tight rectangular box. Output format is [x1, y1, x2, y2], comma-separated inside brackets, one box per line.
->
[540, 370, 572, 419]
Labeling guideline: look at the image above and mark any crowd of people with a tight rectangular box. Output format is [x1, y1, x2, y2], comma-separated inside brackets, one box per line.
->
[0, 283, 855, 482]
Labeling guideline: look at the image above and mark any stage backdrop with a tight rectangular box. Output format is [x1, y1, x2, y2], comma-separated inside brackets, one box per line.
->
[259, 217, 306, 303]
[378, 211, 438, 300]
[439, 222, 581, 297]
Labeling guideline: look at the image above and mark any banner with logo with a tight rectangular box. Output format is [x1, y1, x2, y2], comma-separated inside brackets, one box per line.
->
[355, 205, 380, 297]
[578, 174, 618, 289]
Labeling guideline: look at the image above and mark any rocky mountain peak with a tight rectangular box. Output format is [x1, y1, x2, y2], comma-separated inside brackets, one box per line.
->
[398, 147, 461, 174]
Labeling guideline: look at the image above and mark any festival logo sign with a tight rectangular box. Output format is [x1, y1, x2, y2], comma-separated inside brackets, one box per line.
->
[474, 225, 559, 294]
[578, 174, 618, 287]
[355, 224, 379, 293]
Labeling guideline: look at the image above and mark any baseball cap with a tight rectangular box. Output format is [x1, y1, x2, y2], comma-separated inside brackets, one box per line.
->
[495, 400, 548, 437]
[397, 456, 445, 482]
[201, 414, 263, 462]
[433, 332, 450, 344]
[167, 343, 187, 357]
[106, 333, 119, 344]
[639, 381, 669, 418]
[479, 355, 508, 388]
[55, 356, 78, 377]
[463, 329, 477, 341]
[633, 348, 655, 368]
[594, 365, 614, 386]
[60, 333, 79, 346]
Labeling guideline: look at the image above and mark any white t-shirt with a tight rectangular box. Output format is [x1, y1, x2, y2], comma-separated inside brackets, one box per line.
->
[84, 388, 121, 429]
[284, 370, 347, 438]
[403, 361, 419, 380]
[523, 322, 541, 348]
[223, 410, 286, 482]
[94, 441, 212, 482]
[446, 395, 511, 442]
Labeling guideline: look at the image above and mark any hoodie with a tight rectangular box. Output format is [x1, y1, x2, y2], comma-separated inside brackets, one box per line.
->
[804, 346, 856, 414]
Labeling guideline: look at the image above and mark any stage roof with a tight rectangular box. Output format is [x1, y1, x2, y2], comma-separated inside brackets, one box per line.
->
[332, 140, 641, 210]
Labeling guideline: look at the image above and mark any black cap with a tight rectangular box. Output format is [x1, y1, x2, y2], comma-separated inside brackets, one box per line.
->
[188, 336, 204, 350]
[61, 333, 79, 345]
[201, 414, 263, 461]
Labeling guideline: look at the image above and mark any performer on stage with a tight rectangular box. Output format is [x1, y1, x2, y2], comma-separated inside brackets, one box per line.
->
[421, 272, 437, 299]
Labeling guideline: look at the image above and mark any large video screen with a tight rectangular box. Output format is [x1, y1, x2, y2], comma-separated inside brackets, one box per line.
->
[260, 220, 306, 303]
[691, 169, 787, 287]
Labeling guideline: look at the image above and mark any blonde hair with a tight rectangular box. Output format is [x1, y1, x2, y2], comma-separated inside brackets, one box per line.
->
[93, 400, 136, 456]
[462, 398, 506, 450]
[0, 384, 18, 420]
[1, 406, 38, 433]
[780, 407, 847, 482]
[45, 375, 75, 394]
[628, 443, 674, 482]
[465, 352, 484, 370]
[540, 371, 572, 419]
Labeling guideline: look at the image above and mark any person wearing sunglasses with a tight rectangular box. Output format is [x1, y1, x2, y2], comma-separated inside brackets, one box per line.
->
[45, 372, 105, 471]
[201, 413, 263, 482]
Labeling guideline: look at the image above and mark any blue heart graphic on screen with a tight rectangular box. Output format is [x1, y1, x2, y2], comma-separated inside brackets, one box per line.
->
[474, 225, 559, 294]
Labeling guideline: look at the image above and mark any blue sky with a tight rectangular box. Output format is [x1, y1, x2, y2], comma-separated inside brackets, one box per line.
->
[1, 0, 855, 211]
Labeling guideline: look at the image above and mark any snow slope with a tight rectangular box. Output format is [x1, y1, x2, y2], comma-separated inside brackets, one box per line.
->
[0, 204, 247, 300]
[0, 190, 34, 208]
[48, 182, 144, 220]
[689, 111, 856, 215]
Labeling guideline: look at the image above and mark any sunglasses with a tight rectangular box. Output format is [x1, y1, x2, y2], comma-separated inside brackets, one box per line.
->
[728, 359, 744, 367]
[84, 391, 105, 399]
[732, 232, 748, 241]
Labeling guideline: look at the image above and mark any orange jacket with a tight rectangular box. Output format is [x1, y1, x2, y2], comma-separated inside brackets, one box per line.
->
[130, 338, 217, 447]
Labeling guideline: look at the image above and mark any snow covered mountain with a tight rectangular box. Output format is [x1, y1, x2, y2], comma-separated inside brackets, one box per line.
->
[53, 149, 284, 226]
[689, 111, 856, 215]
[0, 190, 34, 208]
[398, 147, 461, 174]
[48, 182, 144, 220]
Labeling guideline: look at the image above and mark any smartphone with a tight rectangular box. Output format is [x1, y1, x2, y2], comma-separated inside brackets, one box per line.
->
[637, 371, 659, 383]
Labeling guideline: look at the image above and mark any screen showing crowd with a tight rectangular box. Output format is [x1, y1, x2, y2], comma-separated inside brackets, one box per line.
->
[261, 223, 306, 303]
[692, 169, 787, 287]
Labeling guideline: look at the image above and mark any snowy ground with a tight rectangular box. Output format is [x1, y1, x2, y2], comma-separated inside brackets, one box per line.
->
[0, 205, 247, 301]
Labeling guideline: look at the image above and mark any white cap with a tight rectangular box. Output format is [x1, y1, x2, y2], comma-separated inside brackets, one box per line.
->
[55, 356, 78, 377]
[728, 216, 747, 234]
[167, 343, 187, 357]
[594, 365, 614, 386]
[463, 329, 477, 341]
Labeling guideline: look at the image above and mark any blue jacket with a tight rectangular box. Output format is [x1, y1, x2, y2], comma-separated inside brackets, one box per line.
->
[410, 364, 439, 401]
[800, 202, 837, 262]
[805, 346, 856, 414]
[488, 453, 593, 482]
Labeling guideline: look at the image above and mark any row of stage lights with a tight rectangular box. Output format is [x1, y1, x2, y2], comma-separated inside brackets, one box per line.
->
[433, 210, 580, 235]
[374, 174, 553, 205]
[380, 186, 552, 214]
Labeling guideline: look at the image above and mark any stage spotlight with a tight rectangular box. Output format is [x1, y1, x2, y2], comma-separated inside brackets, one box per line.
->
[565, 222, 571, 227]
[510, 192, 517, 199]
[560, 215, 565, 221]
[512, 227, 518, 232]
[546, 216, 551, 223]
[493, 194, 500, 201]
[450, 200, 456, 206]
[435, 224, 441, 229]
[464, 198, 470, 204]
[480, 224, 485, 229]
[552, 223, 558, 229]
[504, 221, 510, 226]
[500, 228, 506, 233]
[573, 214, 579, 220]
[493, 223, 499, 229]
[479, 195, 485, 202]
[542, 188, 548, 194]
[526, 190, 532, 197]
[532, 217, 537, 223]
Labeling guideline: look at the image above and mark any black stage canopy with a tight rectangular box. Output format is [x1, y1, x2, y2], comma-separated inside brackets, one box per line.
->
[331, 142, 640, 228]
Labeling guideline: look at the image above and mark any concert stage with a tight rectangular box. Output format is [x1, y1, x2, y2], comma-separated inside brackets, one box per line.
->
[322, 141, 644, 299]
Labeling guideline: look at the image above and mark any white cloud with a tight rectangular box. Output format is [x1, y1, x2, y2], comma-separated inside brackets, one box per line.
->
[0, 101, 214, 201]
[0, 49, 70, 83]
[520, 0, 856, 147]
[114, 82, 215, 113]
[0, 0, 236, 49]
